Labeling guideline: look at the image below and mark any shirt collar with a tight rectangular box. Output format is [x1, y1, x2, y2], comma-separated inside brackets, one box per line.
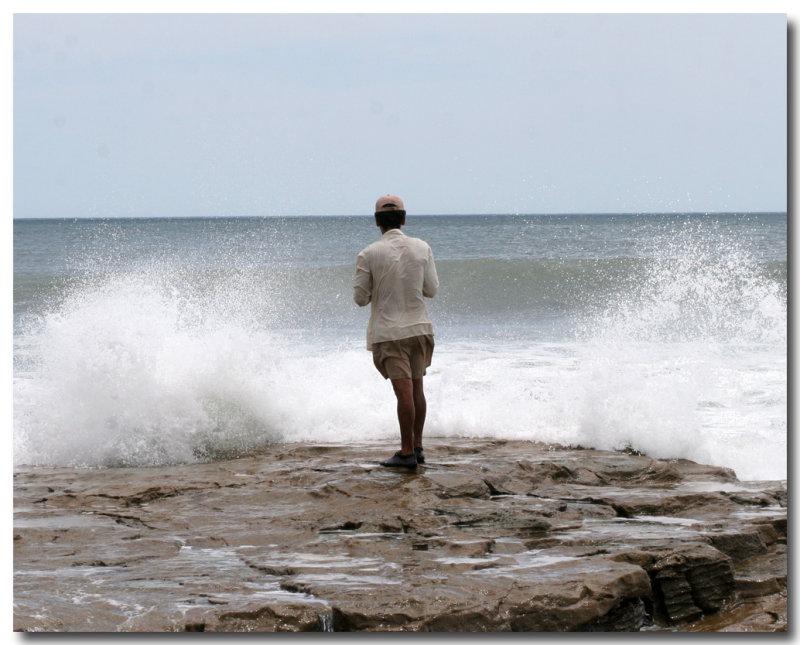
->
[382, 228, 405, 238]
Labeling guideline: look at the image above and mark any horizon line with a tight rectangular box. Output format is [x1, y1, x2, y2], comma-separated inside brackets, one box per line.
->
[13, 210, 787, 222]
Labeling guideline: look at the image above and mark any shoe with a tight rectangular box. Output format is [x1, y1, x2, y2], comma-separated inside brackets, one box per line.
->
[414, 447, 425, 464]
[380, 451, 418, 468]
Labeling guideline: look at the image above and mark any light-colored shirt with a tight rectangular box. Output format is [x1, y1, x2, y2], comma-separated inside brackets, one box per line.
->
[354, 228, 439, 350]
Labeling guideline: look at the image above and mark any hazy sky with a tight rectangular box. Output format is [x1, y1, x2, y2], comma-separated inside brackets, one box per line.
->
[13, 13, 787, 217]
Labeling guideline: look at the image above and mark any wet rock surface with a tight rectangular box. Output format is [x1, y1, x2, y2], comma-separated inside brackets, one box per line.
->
[13, 439, 786, 632]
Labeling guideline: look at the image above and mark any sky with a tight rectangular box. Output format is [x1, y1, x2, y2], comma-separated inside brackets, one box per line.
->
[12, 12, 788, 217]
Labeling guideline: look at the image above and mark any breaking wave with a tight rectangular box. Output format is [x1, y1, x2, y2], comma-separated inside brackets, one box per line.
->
[13, 218, 786, 480]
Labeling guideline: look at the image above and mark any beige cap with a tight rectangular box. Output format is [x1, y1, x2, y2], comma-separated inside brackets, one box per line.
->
[375, 195, 405, 213]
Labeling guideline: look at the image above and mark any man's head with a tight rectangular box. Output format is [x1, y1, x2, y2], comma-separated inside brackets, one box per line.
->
[374, 195, 406, 230]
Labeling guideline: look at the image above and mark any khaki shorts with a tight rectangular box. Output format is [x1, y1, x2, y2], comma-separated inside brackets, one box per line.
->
[372, 335, 434, 380]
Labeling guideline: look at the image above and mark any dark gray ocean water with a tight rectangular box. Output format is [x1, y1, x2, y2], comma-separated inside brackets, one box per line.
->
[13, 213, 787, 480]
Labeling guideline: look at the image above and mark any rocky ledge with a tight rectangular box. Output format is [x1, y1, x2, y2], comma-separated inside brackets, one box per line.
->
[13, 439, 786, 632]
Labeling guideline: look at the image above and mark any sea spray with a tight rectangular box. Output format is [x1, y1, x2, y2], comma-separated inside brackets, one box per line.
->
[13, 214, 786, 480]
[13, 257, 396, 467]
[564, 223, 786, 479]
[15, 268, 274, 466]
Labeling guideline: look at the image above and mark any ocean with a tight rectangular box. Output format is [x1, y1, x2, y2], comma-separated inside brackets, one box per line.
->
[13, 213, 787, 481]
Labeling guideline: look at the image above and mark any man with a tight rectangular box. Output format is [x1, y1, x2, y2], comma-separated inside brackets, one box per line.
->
[354, 195, 439, 468]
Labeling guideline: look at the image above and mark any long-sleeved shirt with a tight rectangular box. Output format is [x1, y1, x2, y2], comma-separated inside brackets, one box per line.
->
[353, 228, 438, 350]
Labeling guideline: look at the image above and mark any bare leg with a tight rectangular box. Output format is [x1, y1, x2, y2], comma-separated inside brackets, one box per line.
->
[412, 378, 426, 449]
[390, 379, 415, 455]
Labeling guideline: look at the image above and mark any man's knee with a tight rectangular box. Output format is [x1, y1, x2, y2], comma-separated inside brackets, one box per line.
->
[391, 378, 413, 399]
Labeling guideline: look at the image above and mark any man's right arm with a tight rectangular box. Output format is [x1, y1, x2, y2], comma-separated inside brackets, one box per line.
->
[353, 251, 372, 306]
[422, 246, 439, 298]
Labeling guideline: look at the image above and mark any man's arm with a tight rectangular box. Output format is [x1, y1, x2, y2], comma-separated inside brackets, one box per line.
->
[353, 251, 372, 306]
[423, 246, 438, 298]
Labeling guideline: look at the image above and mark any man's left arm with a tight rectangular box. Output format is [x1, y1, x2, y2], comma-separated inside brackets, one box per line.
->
[353, 251, 372, 306]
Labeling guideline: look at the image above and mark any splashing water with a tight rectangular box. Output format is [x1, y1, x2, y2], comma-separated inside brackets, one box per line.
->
[558, 224, 786, 479]
[423, 223, 786, 481]
[14, 262, 395, 468]
[13, 216, 786, 480]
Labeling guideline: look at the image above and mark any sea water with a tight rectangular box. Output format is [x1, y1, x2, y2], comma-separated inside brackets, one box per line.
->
[13, 214, 786, 481]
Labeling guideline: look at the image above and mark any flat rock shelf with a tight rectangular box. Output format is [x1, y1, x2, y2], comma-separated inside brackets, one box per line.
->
[13, 439, 786, 632]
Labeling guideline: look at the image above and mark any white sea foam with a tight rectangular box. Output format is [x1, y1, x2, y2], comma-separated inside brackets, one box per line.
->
[13, 266, 394, 467]
[13, 218, 786, 481]
[562, 227, 786, 480]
